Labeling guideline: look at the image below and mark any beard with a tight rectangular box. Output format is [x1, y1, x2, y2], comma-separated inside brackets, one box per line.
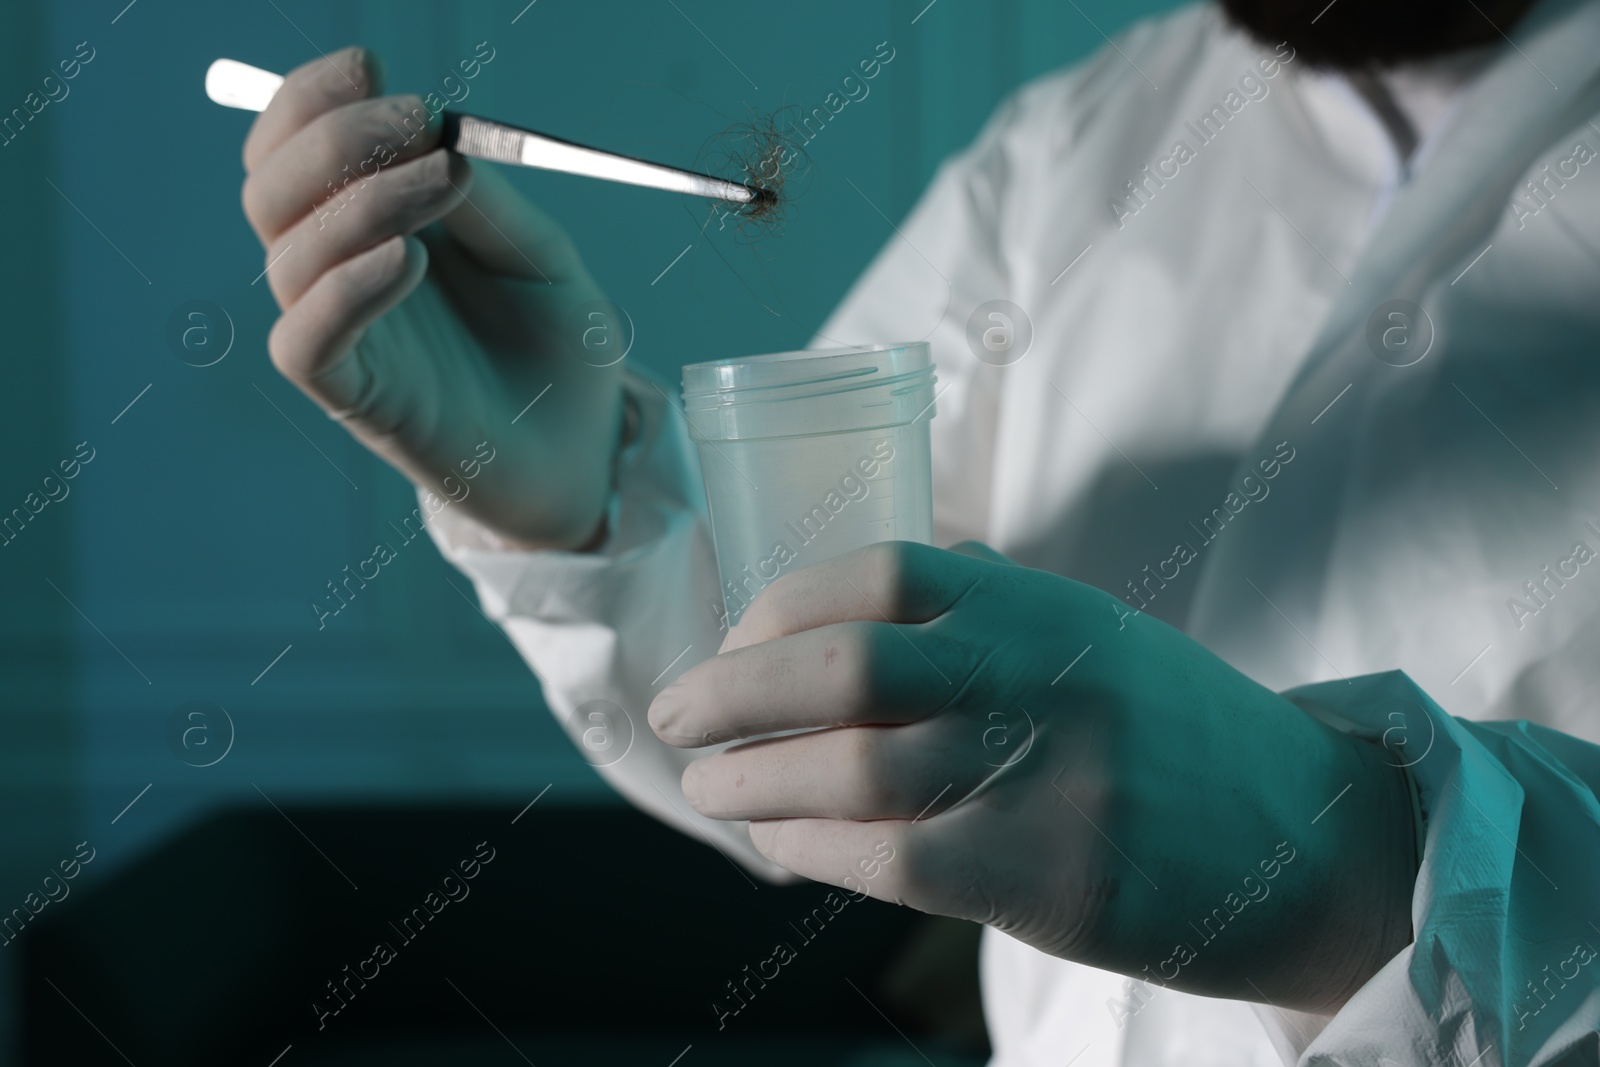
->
[1217, 0, 1540, 68]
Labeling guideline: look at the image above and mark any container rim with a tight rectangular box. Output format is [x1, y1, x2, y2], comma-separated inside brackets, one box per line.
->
[681, 341, 930, 400]
[689, 341, 922, 368]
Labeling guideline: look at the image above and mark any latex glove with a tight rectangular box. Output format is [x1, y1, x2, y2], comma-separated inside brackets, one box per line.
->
[648, 541, 1417, 1012]
[240, 47, 623, 550]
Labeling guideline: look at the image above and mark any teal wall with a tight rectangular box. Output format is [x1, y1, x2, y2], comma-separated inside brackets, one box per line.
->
[0, 0, 1187, 1005]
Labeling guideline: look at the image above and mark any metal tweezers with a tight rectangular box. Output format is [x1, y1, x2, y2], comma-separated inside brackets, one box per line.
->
[206, 58, 770, 207]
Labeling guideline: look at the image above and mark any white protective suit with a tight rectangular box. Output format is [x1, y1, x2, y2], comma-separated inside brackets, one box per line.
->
[427, 1, 1600, 1063]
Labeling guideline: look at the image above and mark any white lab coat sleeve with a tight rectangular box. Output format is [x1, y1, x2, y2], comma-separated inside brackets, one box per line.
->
[1263, 670, 1600, 1067]
[421, 365, 795, 884]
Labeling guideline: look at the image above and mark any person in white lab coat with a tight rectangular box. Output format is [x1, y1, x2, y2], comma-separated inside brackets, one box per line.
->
[237, 0, 1600, 1061]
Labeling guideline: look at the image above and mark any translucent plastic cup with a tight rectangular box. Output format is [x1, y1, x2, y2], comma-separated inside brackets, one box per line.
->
[680, 342, 937, 628]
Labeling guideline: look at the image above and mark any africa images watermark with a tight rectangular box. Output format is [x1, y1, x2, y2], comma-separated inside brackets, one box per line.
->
[706, 439, 899, 632]
[1514, 935, 1598, 1032]
[1, 440, 96, 549]
[1, 40, 96, 148]
[311, 441, 496, 629]
[706, 39, 897, 233]
[311, 839, 497, 1030]
[1108, 42, 1297, 229]
[1, 840, 96, 947]
[710, 838, 897, 1030]
[1106, 839, 1298, 1028]
[313, 41, 498, 230]
[1113, 440, 1296, 629]
[1506, 519, 1600, 630]
[1507, 136, 1597, 231]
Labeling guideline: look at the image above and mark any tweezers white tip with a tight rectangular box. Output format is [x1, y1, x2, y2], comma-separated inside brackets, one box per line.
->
[206, 59, 284, 112]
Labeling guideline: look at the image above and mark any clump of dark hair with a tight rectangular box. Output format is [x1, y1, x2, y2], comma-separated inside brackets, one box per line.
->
[697, 107, 810, 239]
